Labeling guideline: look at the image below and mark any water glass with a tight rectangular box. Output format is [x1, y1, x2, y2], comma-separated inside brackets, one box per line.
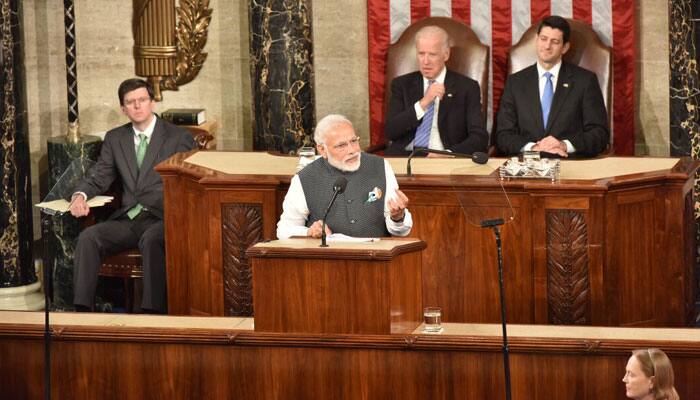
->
[422, 307, 442, 333]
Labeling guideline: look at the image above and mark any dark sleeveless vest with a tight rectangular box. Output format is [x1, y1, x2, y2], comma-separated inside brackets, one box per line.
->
[298, 153, 389, 237]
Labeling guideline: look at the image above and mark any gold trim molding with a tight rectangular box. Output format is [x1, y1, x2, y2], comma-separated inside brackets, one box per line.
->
[133, 0, 212, 100]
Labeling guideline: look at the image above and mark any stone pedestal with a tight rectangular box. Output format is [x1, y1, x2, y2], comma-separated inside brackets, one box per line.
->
[43, 135, 102, 310]
[0, 280, 43, 310]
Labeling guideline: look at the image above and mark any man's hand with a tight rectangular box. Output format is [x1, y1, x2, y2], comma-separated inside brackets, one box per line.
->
[387, 189, 409, 222]
[69, 194, 90, 217]
[307, 220, 332, 238]
[419, 82, 445, 110]
[532, 135, 568, 157]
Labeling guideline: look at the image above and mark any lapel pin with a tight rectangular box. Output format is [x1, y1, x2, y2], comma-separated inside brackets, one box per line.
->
[563, 83, 569, 88]
[366, 187, 383, 203]
[447, 93, 453, 97]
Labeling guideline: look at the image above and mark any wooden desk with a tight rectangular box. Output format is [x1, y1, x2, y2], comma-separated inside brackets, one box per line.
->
[155, 152, 698, 327]
[3, 311, 700, 399]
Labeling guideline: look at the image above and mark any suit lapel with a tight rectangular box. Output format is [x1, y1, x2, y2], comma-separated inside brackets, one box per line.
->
[546, 62, 573, 132]
[138, 118, 166, 183]
[438, 70, 456, 128]
[524, 65, 545, 135]
[119, 125, 139, 185]
[410, 72, 424, 104]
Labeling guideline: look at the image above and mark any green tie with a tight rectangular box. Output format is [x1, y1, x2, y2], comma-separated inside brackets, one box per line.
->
[127, 133, 148, 219]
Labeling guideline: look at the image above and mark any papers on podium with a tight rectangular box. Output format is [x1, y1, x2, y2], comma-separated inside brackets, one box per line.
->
[326, 233, 380, 243]
[35, 196, 113, 214]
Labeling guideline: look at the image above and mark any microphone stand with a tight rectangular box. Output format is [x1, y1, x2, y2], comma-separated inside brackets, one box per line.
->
[320, 190, 342, 247]
[406, 147, 488, 176]
[40, 209, 58, 400]
[481, 218, 511, 400]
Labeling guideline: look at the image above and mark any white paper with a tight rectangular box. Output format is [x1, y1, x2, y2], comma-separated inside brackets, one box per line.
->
[35, 196, 114, 213]
[326, 233, 380, 243]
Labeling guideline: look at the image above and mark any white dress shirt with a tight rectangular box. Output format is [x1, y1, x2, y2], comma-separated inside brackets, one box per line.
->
[74, 114, 157, 201]
[406, 67, 447, 151]
[276, 159, 413, 239]
[522, 62, 576, 153]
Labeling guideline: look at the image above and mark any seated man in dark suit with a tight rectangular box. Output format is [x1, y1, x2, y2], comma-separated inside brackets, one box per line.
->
[277, 114, 412, 239]
[384, 25, 488, 156]
[69, 78, 196, 313]
[495, 15, 609, 157]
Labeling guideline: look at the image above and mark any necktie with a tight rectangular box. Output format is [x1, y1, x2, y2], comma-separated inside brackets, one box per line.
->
[541, 72, 553, 130]
[413, 80, 435, 149]
[127, 133, 148, 219]
[135, 133, 148, 168]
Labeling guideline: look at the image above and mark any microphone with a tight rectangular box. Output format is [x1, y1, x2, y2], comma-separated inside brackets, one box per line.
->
[320, 176, 348, 247]
[406, 147, 489, 176]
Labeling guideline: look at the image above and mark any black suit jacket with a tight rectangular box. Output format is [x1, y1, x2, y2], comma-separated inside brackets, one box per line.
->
[75, 117, 196, 220]
[495, 62, 609, 157]
[384, 70, 488, 156]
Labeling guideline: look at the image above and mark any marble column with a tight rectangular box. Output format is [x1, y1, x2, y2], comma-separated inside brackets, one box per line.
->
[0, 0, 41, 310]
[44, 136, 101, 310]
[249, 0, 315, 154]
[669, 0, 699, 157]
[669, 0, 700, 325]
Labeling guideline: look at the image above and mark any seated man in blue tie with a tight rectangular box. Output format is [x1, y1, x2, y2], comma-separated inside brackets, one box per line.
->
[495, 15, 609, 157]
[277, 114, 412, 239]
[383, 25, 488, 156]
[68, 78, 196, 313]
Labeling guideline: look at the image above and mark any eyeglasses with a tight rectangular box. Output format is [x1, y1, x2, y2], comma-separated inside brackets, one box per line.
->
[329, 136, 361, 151]
[124, 97, 152, 107]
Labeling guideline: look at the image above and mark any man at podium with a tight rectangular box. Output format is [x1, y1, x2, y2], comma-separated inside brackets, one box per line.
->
[277, 114, 413, 239]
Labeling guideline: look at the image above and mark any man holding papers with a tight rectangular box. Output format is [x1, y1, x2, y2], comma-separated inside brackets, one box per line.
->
[69, 78, 196, 313]
[277, 114, 413, 239]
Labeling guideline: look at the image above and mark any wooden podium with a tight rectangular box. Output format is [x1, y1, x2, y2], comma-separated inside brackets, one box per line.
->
[247, 238, 426, 334]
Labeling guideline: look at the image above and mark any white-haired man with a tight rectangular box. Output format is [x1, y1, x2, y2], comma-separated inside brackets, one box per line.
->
[277, 114, 412, 239]
[384, 25, 488, 156]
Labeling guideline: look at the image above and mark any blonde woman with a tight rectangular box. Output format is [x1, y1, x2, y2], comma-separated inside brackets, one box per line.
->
[623, 348, 679, 400]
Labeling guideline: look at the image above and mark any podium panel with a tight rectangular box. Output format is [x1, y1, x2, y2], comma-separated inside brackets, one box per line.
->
[248, 238, 425, 334]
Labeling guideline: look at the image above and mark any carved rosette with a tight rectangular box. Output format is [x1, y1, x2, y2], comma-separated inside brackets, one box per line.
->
[221, 203, 263, 316]
[546, 210, 590, 325]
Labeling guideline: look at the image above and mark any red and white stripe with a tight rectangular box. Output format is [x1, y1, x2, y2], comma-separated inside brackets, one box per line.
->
[368, 0, 635, 154]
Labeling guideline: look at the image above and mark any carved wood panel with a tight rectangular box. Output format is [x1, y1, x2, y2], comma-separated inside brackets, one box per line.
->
[546, 210, 590, 325]
[222, 203, 263, 316]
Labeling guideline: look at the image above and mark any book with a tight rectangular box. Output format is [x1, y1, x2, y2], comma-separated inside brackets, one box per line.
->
[161, 108, 206, 125]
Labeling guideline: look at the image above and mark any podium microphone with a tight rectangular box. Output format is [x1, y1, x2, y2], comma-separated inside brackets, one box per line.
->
[406, 147, 489, 176]
[320, 176, 348, 247]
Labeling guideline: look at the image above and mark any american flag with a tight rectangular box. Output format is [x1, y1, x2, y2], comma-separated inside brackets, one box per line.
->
[368, 0, 635, 155]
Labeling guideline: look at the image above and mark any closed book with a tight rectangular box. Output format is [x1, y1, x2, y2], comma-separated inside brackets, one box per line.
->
[161, 108, 206, 125]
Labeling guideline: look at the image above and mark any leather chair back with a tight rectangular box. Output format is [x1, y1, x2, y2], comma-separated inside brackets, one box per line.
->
[508, 19, 612, 145]
[384, 17, 490, 123]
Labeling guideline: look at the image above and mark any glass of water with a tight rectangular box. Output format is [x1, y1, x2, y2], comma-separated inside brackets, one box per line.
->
[422, 307, 442, 333]
[297, 146, 316, 171]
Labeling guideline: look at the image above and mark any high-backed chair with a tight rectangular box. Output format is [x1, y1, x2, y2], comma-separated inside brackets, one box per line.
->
[507, 18, 612, 150]
[369, 17, 489, 153]
[97, 127, 212, 313]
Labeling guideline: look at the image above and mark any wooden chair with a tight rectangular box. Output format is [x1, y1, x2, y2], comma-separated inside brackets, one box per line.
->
[367, 17, 490, 153]
[97, 127, 211, 312]
[506, 18, 612, 151]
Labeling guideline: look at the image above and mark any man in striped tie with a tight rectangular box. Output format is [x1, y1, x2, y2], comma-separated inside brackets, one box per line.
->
[384, 25, 488, 157]
[495, 16, 609, 158]
[68, 78, 196, 314]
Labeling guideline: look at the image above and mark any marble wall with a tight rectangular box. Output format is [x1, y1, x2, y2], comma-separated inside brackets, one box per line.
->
[22, 1, 671, 239]
[637, 0, 671, 156]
